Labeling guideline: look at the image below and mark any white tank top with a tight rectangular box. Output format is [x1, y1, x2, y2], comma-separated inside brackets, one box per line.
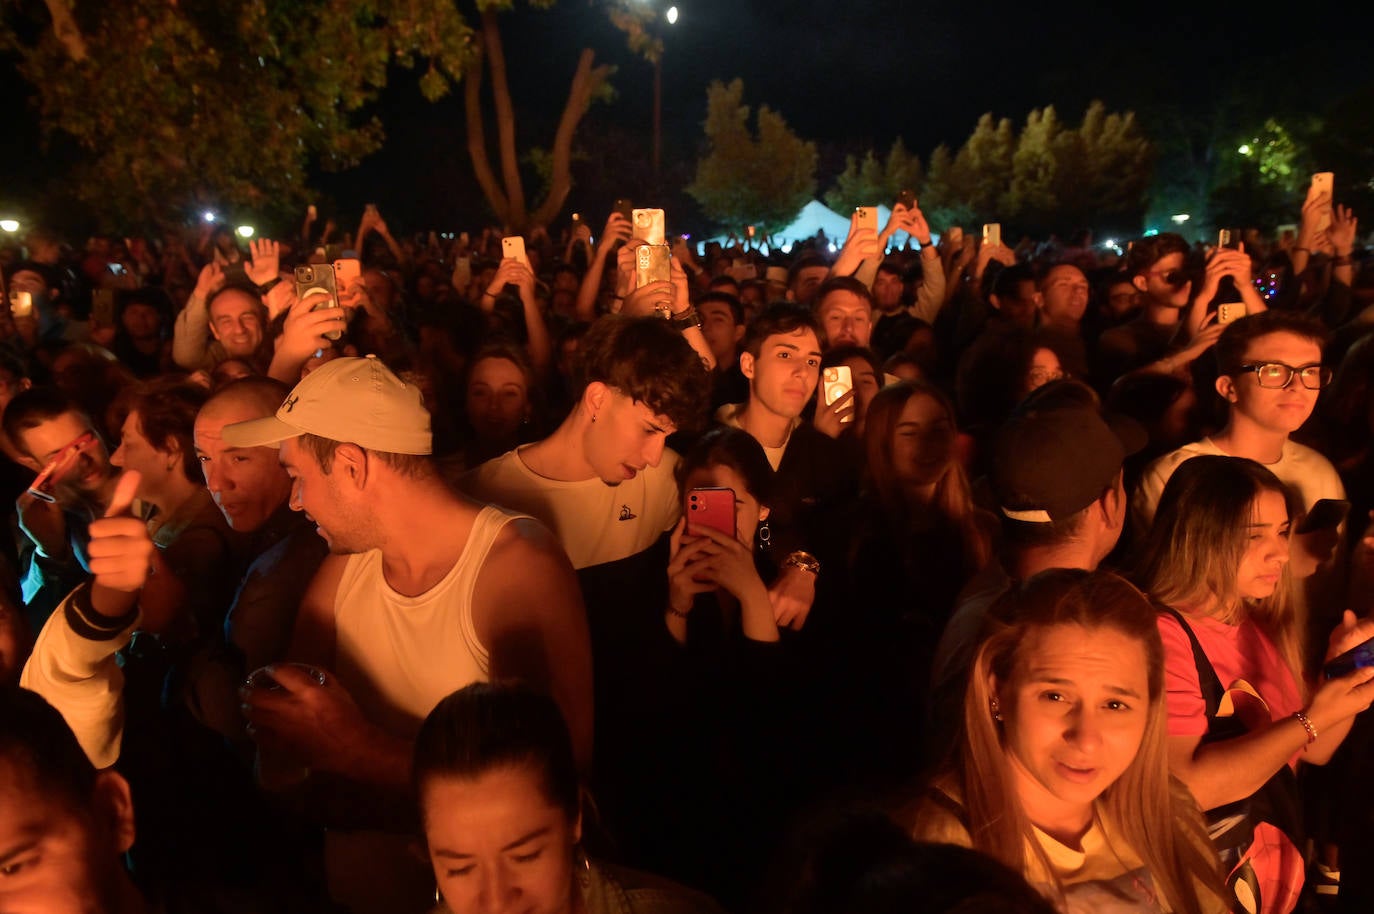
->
[331, 504, 519, 738]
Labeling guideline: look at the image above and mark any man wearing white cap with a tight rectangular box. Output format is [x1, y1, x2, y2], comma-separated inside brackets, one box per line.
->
[225, 354, 593, 914]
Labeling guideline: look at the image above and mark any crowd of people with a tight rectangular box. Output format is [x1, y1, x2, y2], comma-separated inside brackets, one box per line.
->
[1, 187, 1373, 914]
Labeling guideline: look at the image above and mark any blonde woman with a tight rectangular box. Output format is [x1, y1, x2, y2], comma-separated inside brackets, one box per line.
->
[908, 568, 1227, 914]
[1135, 455, 1374, 913]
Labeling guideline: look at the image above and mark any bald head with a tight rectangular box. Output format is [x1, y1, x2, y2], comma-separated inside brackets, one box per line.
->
[194, 377, 293, 532]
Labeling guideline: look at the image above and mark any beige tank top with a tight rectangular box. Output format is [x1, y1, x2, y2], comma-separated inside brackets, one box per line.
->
[331, 504, 519, 738]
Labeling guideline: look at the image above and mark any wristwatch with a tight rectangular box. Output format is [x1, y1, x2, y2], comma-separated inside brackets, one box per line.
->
[782, 550, 821, 575]
[257, 277, 282, 295]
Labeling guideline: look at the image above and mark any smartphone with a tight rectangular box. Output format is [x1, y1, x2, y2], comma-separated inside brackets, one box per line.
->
[501, 235, 528, 265]
[635, 243, 671, 288]
[632, 208, 666, 245]
[91, 288, 116, 326]
[294, 263, 343, 341]
[332, 257, 361, 290]
[26, 431, 97, 503]
[9, 290, 33, 319]
[1216, 302, 1246, 325]
[1310, 173, 1334, 233]
[1297, 498, 1350, 535]
[823, 365, 853, 407]
[1218, 228, 1244, 251]
[854, 206, 878, 233]
[1325, 634, 1374, 679]
[245, 662, 328, 692]
[614, 198, 633, 222]
[982, 223, 1002, 248]
[687, 487, 736, 539]
[896, 189, 917, 211]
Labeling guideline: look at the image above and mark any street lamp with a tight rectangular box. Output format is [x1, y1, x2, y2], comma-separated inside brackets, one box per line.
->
[651, 4, 678, 177]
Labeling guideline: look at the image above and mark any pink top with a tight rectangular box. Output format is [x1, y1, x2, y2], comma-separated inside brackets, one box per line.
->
[1157, 611, 1304, 764]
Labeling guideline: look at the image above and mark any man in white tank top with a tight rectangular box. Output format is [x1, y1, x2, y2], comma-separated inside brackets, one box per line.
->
[225, 355, 593, 914]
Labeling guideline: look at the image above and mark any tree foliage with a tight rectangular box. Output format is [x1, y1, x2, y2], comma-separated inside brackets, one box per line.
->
[824, 138, 923, 214]
[1, 0, 475, 229]
[1, 0, 641, 233]
[909, 102, 1151, 235]
[686, 79, 817, 237]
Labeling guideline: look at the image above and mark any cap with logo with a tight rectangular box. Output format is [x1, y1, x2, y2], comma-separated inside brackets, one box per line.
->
[990, 405, 1145, 523]
[221, 355, 431, 454]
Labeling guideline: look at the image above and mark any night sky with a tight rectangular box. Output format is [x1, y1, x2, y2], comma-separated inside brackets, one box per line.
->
[4, 1, 1374, 235]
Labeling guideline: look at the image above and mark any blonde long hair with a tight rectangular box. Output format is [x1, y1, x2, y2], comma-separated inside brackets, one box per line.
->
[1133, 455, 1306, 692]
[939, 569, 1224, 914]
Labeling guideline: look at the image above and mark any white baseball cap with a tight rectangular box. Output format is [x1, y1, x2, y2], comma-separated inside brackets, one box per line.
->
[221, 355, 432, 455]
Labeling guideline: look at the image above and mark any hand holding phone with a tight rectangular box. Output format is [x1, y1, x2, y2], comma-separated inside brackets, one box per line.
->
[854, 206, 878, 234]
[631, 208, 666, 245]
[501, 235, 528, 266]
[294, 263, 343, 341]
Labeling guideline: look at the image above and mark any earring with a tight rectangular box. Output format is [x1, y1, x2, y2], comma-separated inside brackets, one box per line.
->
[990, 697, 1003, 722]
[574, 844, 592, 889]
[756, 520, 771, 552]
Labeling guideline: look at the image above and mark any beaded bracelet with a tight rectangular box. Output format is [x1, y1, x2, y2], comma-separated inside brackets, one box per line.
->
[1293, 710, 1318, 744]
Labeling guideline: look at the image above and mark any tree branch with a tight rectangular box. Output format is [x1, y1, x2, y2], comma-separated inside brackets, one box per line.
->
[43, 0, 88, 61]
[463, 44, 510, 225]
[530, 49, 610, 229]
[481, 9, 524, 229]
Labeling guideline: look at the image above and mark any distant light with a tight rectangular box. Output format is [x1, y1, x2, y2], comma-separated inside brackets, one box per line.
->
[666, 6, 678, 23]
[202, 211, 217, 223]
[1144, 228, 1160, 237]
[0, 220, 18, 233]
[1170, 213, 1191, 224]
[236, 225, 255, 238]
[1102, 239, 1116, 248]
[827, 242, 837, 253]
[1238, 144, 1252, 156]
[781, 242, 794, 254]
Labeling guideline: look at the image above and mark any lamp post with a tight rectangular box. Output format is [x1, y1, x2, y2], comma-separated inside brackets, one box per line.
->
[650, 5, 678, 178]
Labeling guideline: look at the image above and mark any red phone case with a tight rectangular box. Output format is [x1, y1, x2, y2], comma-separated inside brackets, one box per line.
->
[687, 487, 735, 538]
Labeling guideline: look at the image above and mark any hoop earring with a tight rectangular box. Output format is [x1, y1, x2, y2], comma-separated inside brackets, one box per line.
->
[756, 520, 772, 552]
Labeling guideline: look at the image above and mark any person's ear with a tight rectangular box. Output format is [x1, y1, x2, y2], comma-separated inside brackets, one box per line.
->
[987, 294, 1002, 312]
[731, 324, 745, 344]
[739, 351, 755, 381]
[94, 770, 137, 855]
[1097, 475, 1125, 526]
[582, 381, 609, 420]
[758, 505, 770, 523]
[1215, 373, 1238, 404]
[335, 443, 368, 488]
[1132, 274, 1148, 294]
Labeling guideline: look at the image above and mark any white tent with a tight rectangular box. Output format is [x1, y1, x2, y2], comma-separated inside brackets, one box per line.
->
[696, 199, 928, 255]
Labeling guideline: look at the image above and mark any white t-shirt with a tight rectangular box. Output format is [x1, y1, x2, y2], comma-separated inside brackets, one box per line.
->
[1132, 436, 1346, 534]
[459, 445, 681, 570]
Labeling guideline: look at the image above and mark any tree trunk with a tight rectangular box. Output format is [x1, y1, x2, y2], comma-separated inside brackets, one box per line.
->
[463, 11, 609, 233]
[43, 0, 88, 61]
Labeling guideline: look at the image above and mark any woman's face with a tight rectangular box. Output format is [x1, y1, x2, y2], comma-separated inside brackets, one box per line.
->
[997, 623, 1150, 833]
[843, 356, 882, 431]
[683, 463, 768, 548]
[422, 766, 578, 914]
[890, 393, 955, 490]
[467, 357, 530, 444]
[120, 303, 161, 339]
[1236, 488, 1291, 601]
[109, 410, 175, 497]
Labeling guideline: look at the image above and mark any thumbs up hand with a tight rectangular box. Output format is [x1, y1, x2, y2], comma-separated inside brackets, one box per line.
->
[86, 472, 154, 593]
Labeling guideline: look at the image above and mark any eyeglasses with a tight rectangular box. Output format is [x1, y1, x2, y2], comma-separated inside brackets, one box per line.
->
[1236, 361, 1332, 390]
[1144, 268, 1189, 288]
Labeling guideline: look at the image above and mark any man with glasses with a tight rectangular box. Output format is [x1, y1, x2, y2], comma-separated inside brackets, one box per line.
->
[1131, 311, 1343, 532]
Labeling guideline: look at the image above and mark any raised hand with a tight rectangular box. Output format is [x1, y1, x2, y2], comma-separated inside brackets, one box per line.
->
[245, 238, 281, 287]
